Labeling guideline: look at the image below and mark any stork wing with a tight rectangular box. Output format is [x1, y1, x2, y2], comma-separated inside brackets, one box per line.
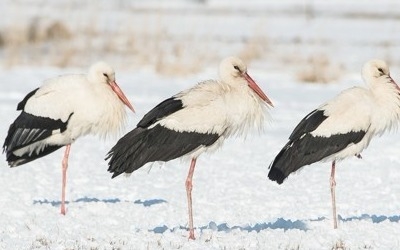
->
[289, 109, 328, 140]
[106, 124, 219, 178]
[138, 97, 183, 128]
[3, 111, 73, 153]
[17, 88, 39, 110]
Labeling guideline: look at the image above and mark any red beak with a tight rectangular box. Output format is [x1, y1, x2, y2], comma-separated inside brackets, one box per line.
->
[243, 72, 274, 107]
[109, 81, 135, 112]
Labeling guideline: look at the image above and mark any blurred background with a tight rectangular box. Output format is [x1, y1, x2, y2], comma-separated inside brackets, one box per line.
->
[1, 0, 400, 83]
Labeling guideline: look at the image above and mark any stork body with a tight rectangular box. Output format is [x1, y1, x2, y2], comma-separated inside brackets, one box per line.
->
[268, 59, 400, 228]
[107, 56, 273, 239]
[3, 62, 134, 215]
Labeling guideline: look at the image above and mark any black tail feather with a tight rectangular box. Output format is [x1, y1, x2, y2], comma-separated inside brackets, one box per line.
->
[268, 142, 294, 184]
[106, 127, 147, 178]
[267, 166, 286, 184]
[6, 144, 63, 167]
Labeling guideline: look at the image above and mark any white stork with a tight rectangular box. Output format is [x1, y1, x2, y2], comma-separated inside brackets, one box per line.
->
[268, 59, 400, 229]
[106, 56, 274, 240]
[3, 62, 135, 215]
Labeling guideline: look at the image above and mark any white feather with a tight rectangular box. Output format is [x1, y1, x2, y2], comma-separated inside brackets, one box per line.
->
[156, 57, 272, 158]
[18, 62, 129, 154]
[311, 59, 400, 161]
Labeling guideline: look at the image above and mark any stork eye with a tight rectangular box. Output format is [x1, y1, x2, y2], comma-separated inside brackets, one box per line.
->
[103, 73, 109, 78]
[233, 65, 241, 72]
[378, 68, 384, 75]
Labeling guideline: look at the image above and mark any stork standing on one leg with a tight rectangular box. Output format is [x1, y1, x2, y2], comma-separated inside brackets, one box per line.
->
[106, 56, 273, 239]
[268, 59, 400, 229]
[3, 62, 135, 215]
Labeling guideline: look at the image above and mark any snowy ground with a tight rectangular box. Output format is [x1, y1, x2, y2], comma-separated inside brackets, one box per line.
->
[1, 65, 400, 250]
[1, 1, 400, 249]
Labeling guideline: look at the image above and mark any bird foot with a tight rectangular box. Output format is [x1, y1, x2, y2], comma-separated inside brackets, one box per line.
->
[188, 231, 196, 240]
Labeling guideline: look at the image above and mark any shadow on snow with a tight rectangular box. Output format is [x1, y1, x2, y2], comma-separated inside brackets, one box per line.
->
[32, 197, 399, 233]
[150, 218, 308, 234]
[150, 214, 400, 234]
[133, 199, 167, 207]
[314, 214, 400, 224]
[339, 214, 400, 223]
[33, 197, 167, 207]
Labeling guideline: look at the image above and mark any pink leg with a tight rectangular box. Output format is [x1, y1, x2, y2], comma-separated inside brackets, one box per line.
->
[330, 160, 338, 229]
[185, 158, 197, 240]
[60, 144, 71, 215]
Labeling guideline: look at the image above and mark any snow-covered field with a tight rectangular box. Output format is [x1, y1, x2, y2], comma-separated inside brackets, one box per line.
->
[1, 1, 400, 249]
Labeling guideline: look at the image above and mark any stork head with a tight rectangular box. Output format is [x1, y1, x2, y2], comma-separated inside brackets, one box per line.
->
[219, 56, 273, 107]
[362, 59, 390, 80]
[89, 61, 135, 112]
[362, 59, 399, 91]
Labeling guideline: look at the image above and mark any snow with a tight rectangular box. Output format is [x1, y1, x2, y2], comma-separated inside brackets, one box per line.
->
[1, 1, 400, 249]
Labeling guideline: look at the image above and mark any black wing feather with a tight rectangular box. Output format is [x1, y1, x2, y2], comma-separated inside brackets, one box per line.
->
[289, 109, 327, 140]
[268, 109, 368, 184]
[7, 144, 63, 167]
[17, 88, 39, 110]
[3, 111, 72, 152]
[106, 124, 220, 178]
[3, 111, 73, 167]
[138, 97, 183, 128]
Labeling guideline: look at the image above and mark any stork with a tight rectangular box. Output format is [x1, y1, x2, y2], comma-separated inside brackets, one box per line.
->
[106, 56, 273, 239]
[3, 61, 135, 215]
[268, 59, 400, 229]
